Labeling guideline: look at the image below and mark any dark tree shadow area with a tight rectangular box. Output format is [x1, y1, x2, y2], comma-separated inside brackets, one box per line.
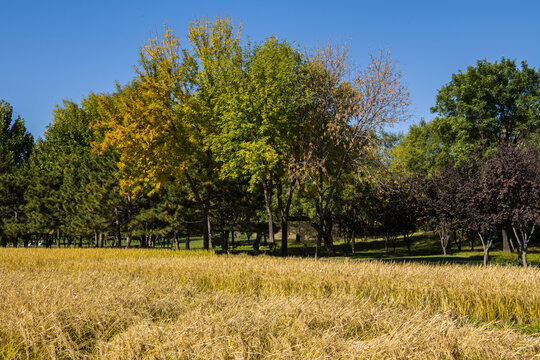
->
[215, 231, 539, 267]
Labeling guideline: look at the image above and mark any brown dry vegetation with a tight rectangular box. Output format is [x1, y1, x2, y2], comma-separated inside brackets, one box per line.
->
[0, 249, 539, 359]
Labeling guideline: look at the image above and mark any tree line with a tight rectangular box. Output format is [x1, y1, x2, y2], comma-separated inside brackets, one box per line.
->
[0, 17, 538, 266]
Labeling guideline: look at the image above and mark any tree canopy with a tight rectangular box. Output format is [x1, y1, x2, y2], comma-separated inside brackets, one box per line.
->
[0, 101, 34, 246]
[393, 58, 540, 175]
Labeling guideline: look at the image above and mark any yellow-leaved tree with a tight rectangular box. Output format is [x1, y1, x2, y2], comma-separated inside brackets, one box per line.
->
[91, 18, 242, 249]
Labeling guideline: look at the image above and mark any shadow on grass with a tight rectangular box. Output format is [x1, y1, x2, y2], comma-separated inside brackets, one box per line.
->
[207, 231, 539, 267]
[377, 255, 485, 265]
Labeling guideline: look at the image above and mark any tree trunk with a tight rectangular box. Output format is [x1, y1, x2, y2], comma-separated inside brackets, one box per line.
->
[513, 225, 534, 269]
[343, 233, 350, 256]
[281, 219, 288, 256]
[125, 195, 132, 249]
[114, 207, 121, 248]
[253, 232, 261, 255]
[173, 231, 179, 251]
[439, 225, 450, 256]
[315, 208, 323, 259]
[512, 227, 524, 266]
[351, 230, 356, 254]
[508, 235, 516, 252]
[262, 179, 275, 250]
[140, 234, 147, 248]
[404, 233, 411, 256]
[277, 179, 296, 257]
[185, 173, 211, 250]
[502, 229, 510, 252]
[315, 189, 325, 259]
[516, 245, 523, 266]
[323, 215, 335, 256]
[453, 230, 461, 251]
[478, 232, 492, 267]
[222, 230, 229, 253]
[202, 205, 211, 250]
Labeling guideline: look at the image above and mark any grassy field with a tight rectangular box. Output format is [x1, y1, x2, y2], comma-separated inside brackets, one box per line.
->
[0, 249, 539, 359]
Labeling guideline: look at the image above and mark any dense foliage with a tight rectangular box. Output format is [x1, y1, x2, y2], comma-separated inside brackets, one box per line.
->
[0, 18, 538, 267]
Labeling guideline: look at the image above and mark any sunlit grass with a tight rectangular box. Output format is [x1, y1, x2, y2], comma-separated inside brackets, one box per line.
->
[0, 248, 538, 359]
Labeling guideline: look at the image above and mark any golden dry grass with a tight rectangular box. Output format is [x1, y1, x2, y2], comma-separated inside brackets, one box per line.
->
[0, 248, 539, 359]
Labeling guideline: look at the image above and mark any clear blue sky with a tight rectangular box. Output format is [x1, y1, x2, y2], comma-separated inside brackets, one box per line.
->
[2, 0, 539, 138]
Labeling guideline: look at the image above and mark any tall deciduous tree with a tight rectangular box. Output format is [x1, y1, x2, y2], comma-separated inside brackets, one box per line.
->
[211, 36, 307, 255]
[393, 58, 540, 176]
[92, 19, 242, 249]
[432, 58, 540, 155]
[299, 46, 409, 257]
[482, 144, 540, 268]
[463, 161, 502, 267]
[425, 162, 470, 255]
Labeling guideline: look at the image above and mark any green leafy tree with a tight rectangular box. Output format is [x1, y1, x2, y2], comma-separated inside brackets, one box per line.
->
[160, 182, 200, 250]
[26, 99, 123, 247]
[211, 36, 307, 255]
[391, 118, 454, 176]
[0, 101, 33, 168]
[93, 19, 241, 250]
[394, 58, 540, 176]
[25, 138, 64, 246]
[432, 58, 540, 154]
[0, 100, 34, 246]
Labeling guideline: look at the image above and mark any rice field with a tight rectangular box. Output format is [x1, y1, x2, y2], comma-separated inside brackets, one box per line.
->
[0, 248, 539, 359]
